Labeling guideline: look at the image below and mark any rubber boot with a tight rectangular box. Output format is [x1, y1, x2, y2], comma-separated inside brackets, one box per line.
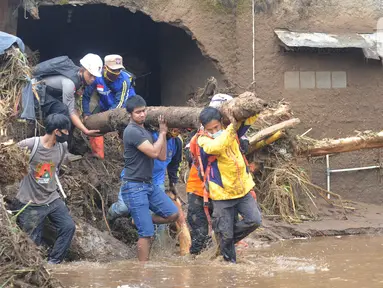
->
[89, 136, 104, 159]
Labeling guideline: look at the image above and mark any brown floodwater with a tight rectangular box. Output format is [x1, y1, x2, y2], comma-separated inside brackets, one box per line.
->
[52, 235, 383, 288]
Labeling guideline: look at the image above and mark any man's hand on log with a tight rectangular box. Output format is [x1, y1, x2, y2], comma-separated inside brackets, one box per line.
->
[85, 129, 102, 137]
[158, 115, 168, 134]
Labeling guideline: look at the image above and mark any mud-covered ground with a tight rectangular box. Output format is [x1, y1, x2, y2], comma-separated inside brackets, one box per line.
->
[253, 200, 383, 244]
[159, 183, 383, 243]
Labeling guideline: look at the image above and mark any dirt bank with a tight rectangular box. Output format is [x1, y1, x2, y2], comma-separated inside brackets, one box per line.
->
[252, 201, 383, 242]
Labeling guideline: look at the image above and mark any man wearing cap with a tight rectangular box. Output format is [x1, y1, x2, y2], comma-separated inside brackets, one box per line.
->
[82, 55, 136, 158]
[82, 54, 136, 118]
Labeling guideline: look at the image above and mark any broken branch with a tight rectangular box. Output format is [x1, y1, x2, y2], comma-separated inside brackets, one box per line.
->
[296, 131, 383, 157]
[248, 118, 300, 153]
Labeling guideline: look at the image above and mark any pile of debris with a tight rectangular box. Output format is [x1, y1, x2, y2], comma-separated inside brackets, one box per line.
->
[0, 141, 29, 191]
[0, 198, 63, 288]
[0, 46, 31, 128]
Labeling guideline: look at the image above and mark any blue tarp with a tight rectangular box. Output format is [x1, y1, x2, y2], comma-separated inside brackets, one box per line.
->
[0, 31, 25, 55]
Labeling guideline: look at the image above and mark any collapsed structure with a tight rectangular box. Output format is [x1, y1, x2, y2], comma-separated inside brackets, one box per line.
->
[2, 0, 383, 285]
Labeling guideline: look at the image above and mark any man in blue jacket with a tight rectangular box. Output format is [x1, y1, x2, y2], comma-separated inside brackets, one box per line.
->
[107, 129, 183, 232]
[82, 54, 136, 116]
[82, 54, 136, 158]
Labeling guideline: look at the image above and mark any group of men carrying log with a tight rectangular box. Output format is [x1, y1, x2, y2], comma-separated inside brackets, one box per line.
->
[15, 53, 262, 264]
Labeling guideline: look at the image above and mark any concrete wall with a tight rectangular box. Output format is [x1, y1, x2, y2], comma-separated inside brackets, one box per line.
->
[0, 0, 20, 35]
[13, 0, 231, 105]
[1, 0, 18, 35]
[158, 23, 226, 105]
[38, 0, 238, 92]
[248, 0, 383, 204]
[0, 0, 9, 32]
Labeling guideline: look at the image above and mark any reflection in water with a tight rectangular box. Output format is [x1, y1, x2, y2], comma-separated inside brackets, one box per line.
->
[53, 236, 383, 288]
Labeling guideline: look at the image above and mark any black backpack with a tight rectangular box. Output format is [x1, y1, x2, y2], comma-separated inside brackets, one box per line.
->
[33, 56, 81, 90]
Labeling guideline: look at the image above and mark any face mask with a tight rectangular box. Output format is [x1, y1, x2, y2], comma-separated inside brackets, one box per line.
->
[56, 132, 69, 143]
[210, 130, 223, 139]
[168, 129, 180, 138]
[104, 66, 121, 82]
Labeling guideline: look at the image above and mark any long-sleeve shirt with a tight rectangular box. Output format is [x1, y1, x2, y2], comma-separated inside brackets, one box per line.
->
[43, 75, 78, 115]
[82, 70, 136, 116]
[187, 115, 258, 200]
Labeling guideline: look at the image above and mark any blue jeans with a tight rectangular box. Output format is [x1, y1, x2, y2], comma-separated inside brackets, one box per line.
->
[120, 181, 178, 237]
[109, 186, 130, 218]
[109, 185, 168, 234]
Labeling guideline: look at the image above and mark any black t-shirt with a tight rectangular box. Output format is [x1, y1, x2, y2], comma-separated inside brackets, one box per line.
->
[123, 122, 154, 182]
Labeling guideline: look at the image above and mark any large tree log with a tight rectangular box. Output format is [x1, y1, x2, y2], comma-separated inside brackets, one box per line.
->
[84, 92, 291, 133]
[296, 131, 383, 157]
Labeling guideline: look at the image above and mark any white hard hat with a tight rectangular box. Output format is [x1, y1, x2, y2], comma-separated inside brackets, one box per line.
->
[209, 93, 233, 108]
[80, 53, 103, 77]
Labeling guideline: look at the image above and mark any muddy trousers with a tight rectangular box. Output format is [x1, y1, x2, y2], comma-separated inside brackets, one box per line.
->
[187, 193, 213, 254]
[17, 198, 76, 264]
[212, 192, 262, 263]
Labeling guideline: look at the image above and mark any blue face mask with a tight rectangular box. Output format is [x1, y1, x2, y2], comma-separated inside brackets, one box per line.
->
[210, 130, 223, 139]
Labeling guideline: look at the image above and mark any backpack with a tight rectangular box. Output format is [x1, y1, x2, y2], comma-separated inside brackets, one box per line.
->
[33, 56, 81, 90]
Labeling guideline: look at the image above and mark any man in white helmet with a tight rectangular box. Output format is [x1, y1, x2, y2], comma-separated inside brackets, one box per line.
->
[208, 94, 234, 109]
[32, 53, 102, 137]
[82, 54, 136, 158]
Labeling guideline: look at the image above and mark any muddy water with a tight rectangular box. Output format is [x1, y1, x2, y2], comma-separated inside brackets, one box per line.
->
[53, 235, 383, 288]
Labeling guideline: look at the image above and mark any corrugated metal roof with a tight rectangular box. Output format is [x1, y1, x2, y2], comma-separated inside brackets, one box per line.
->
[275, 29, 380, 60]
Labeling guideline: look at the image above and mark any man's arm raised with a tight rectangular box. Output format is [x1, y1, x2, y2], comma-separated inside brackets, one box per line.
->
[137, 115, 168, 160]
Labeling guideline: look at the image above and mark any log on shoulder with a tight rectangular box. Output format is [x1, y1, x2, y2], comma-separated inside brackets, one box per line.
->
[84, 92, 291, 133]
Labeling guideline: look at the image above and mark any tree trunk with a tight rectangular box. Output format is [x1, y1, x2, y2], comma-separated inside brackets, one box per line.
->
[296, 131, 383, 157]
[248, 118, 300, 153]
[84, 92, 287, 134]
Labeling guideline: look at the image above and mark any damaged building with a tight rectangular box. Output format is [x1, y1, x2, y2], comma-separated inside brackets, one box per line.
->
[2, 0, 383, 204]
